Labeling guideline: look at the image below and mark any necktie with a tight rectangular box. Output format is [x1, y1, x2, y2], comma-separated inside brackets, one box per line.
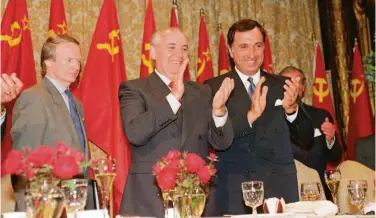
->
[247, 77, 256, 98]
[65, 89, 86, 152]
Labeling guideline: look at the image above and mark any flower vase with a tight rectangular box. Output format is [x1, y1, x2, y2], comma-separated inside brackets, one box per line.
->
[25, 175, 65, 218]
[173, 187, 206, 218]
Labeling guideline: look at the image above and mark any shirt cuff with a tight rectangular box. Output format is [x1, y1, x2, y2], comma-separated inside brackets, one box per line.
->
[166, 94, 181, 114]
[0, 109, 6, 125]
[212, 108, 228, 128]
[286, 105, 299, 123]
[326, 136, 336, 149]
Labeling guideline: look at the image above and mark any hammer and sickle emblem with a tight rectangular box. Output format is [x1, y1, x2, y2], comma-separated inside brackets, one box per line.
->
[48, 21, 68, 37]
[313, 78, 330, 103]
[197, 56, 207, 77]
[141, 43, 154, 74]
[96, 30, 120, 62]
[350, 79, 364, 103]
[1, 21, 22, 47]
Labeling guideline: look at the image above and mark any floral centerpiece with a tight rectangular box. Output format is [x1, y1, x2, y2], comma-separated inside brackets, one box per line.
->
[3, 142, 86, 218]
[153, 150, 217, 217]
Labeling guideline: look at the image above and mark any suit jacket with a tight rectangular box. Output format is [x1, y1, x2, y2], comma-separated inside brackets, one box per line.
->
[356, 134, 375, 170]
[204, 70, 313, 215]
[292, 104, 342, 200]
[118, 73, 233, 217]
[10, 77, 93, 211]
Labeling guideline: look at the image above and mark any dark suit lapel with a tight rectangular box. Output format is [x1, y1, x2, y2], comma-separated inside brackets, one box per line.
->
[180, 82, 200, 146]
[147, 72, 171, 98]
[43, 78, 80, 148]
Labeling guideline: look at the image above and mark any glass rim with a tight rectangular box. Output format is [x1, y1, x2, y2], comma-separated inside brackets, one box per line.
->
[241, 181, 263, 185]
[61, 178, 89, 185]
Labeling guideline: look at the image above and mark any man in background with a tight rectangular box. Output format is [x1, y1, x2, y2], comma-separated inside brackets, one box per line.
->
[204, 19, 313, 215]
[119, 28, 234, 217]
[1, 73, 23, 140]
[280, 66, 342, 200]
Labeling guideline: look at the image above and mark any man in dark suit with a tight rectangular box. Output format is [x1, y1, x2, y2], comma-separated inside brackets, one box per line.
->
[356, 134, 375, 170]
[280, 66, 342, 200]
[118, 28, 234, 217]
[11, 35, 94, 211]
[204, 19, 313, 215]
[1, 73, 23, 141]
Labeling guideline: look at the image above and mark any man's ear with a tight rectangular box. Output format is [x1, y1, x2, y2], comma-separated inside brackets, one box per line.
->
[150, 45, 156, 60]
[227, 45, 234, 59]
[45, 59, 54, 69]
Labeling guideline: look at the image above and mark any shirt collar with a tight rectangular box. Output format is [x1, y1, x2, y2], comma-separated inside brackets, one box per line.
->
[46, 76, 68, 94]
[154, 70, 172, 87]
[235, 66, 261, 85]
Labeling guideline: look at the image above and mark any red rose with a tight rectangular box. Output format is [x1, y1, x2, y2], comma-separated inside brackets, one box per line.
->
[165, 159, 181, 174]
[56, 141, 70, 155]
[185, 153, 205, 173]
[69, 148, 85, 163]
[26, 146, 55, 167]
[198, 166, 211, 184]
[166, 150, 181, 160]
[4, 150, 24, 174]
[23, 165, 34, 179]
[156, 168, 177, 191]
[53, 155, 80, 179]
[152, 163, 162, 174]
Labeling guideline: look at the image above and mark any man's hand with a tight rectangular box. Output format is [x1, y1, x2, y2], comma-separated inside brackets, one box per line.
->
[170, 59, 189, 101]
[212, 77, 234, 116]
[321, 117, 335, 143]
[247, 76, 268, 124]
[282, 77, 300, 114]
[1, 73, 23, 108]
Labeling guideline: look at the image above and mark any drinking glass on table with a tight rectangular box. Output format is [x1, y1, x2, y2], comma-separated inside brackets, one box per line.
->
[61, 179, 88, 218]
[324, 169, 341, 206]
[241, 181, 264, 215]
[348, 179, 368, 214]
[301, 182, 321, 201]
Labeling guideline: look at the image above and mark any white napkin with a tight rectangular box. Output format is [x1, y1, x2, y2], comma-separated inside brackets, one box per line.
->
[364, 201, 376, 214]
[1, 212, 26, 218]
[77, 209, 110, 218]
[285, 200, 338, 216]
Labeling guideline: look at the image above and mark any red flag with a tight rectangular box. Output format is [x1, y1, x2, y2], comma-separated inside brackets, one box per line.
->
[139, 0, 156, 78]
[48, 0, 68, 37]
[312, 42, 344, 167]
[169, 4, 191, 81]
[77, 0, 131, 214]
[218, 30, 229, 75]
[347, 44, 374, 160]
[1, 0, 37, 174]
[262, 31, 273, 74]
[196, 15, 213, 83]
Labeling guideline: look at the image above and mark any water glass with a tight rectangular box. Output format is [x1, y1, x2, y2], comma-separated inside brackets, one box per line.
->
[241, 181, 264, 215]
[348, 179, 368, 214]
[301, 182, 321, 201]
[61, 179, 88, 218]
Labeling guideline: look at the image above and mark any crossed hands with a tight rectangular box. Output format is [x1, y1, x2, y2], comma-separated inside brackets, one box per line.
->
[321, 117, 335, 143]
[1, 73, 23, 108]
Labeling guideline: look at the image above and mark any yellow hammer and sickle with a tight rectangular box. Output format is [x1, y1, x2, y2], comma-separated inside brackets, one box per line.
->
[350, 79, 364, 103]
[141, 43, 154, 74]
[1, 21, 22, 47]
[96, 30, 120, 62]
[197, 56, 206, 77]
[48, 29, 57, 37]
[313, 78, 330, 103]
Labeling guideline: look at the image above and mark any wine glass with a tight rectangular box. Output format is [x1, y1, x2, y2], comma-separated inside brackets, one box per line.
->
[301, 182, 321, 201]
[348, 180, 368, 214]
[91, 158, 116, 218]
[324, 169, 341, 206]
[241, 181, 264, 215]
[61, 179, 88, 218]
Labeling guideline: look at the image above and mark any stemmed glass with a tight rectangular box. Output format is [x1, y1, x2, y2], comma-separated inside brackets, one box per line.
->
[324, 169, 341, 206]
[61, 179, 88, 218]
[301, 182, 321, 201]
[242, 181, 264, 215]
[91, 158, 116, 218]
[348, 180, 368, 214]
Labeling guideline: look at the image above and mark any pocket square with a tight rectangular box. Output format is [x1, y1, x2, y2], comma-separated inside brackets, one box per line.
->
[314, 128, 322, 137]
[274, 99, 283, 106]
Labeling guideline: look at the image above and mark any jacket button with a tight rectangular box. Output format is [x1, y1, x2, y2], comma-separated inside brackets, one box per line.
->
[172, 133, 176, 137]
[269, 149, 274, 154]
[246, 148, 251, 152]
[272, 169, 276, 174]
[244, 169, 249, 174]
[273, 129, 277, 133]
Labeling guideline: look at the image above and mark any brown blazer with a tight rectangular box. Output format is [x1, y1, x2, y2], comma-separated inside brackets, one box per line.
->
[10, 77, 89, 211]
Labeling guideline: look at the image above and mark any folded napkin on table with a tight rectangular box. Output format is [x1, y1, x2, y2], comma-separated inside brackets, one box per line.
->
[364, 201, 375, 215]
[285, 200, 338, 216]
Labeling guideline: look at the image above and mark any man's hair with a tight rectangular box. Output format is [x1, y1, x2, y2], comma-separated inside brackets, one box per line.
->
[280, 66, 307, 85]
[151, 27, 186, 46]
[227, 18, 266, 47]
[40, 35, 80, 77]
